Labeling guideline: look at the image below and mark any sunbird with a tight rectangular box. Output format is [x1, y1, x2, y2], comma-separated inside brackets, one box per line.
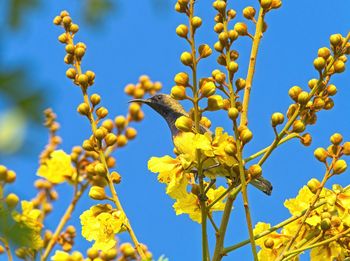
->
[130, 93, 272, 195]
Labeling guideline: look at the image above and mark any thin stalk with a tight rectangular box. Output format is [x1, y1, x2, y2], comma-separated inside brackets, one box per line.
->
[0, 238, 13, 261]
[223, 200, 326, 254]
[240, 8, 265, 127]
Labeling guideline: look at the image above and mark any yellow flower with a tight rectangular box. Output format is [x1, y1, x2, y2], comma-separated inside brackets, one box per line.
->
[253, 222, 290, 261]
[211, 127, 237, 167]
[37, 150, 74, 184]
[173, 186, 227, 223]
[12, 201, 42, 230]
[80, 205, 126, 251]
[310, 242, 345, 261]
[51, 250, 84, 261]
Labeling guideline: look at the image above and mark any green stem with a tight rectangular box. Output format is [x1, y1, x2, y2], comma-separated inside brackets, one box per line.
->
[223, 200, 326, 254]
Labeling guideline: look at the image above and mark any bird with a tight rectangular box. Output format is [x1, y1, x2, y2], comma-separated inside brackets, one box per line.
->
[130, 93, 272, 195]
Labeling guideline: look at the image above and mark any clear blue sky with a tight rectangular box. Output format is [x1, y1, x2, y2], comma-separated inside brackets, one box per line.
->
[2, 0, 350, 260]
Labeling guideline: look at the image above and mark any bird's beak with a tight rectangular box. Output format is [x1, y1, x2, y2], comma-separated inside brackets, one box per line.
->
[128, 98, 150, 104]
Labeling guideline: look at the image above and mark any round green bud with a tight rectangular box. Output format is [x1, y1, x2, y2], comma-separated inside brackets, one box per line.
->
[207, 95, 224, 111]
[313, 57, 326, 71]
[171, 85, 186, 100]
[200, 81, 216, 97]
[89, 186, 107, 200]
[330, 133, 343, 145]
[292, 120, 305, 133]
[271, 112, 284, 127]
[191, 16, 202, 28]
[243, 6, 256, 20]
[333, 60, 345, 73]
[5, 193, 19, 208]
[307, 178, 320, 193]
[234, 22, 248, 36]
[321, 218, 331, 230]
[228, 107, 239, 120]
[288, 85, 302, 101]
[180, 52, 193, 66]
[314, 147, 328, 162]
[176, 24, 188, 38]
[175, 116, 193, 132]
[77, 102, 90, 116]
[297, 91, 309, 105]
[333, 159, 347, 174]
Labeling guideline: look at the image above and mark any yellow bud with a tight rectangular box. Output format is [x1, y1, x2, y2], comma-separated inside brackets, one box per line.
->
[90, 93, 101, 106]
[333, 60, 345, 73]
[5, 193, 19, 208]
[171, 85, 186, 100]
[213, 0, 226, 12]
[214, 41, 224, 52]
[53, 16, 62, 25]
[214, 23, 224, 33]
[125, 127, 137, 140]
[235, 78, 246, 91]
[116, 135, 128, 147]
[331, 216, 341, 227]
[96, 107, 109, 119]
[200, 116, 212, 128]
[191, 16, 202, 28]
[308, 78, 318, 89]
[65, 68, 76, 79]
[180, 52, 193, 66]
[207, 95, 224, 111]
[227, 9, 237, 19]
[86, 70, 96, 83]
[87, 248, 99, 259]
[77, 74, 89, 86]
[288, 85, 302, 101]
[0, 165, 7, 181]
[94, 128, 106, 140]
[74, 47, 86, 59]
[106, 248, 118, 260]
[330, 133, 343, 145]
[292, 120, 305, 133]
[264, 238, 274, 249]
[94, 163, 106, 176]
[124, 84, 135, 95]
[199, 44, 212, 58]
[330, 34, 342, 46]
[115, 116, 127, 129]
[5, 170, 16, 183]
[214, 72, 226, 84]
[271, 0, 282, 9]
[307, 178, 320, 193]
[65, 44, 75, 54]
[271, 112, 284, 127]
[313, 57, 326, 71]
[62, 16, 72, 27]
[58, 33, 68, 44]
[60, 10, 70, 17]
[240, 129, 253, 144]
[175, 116, 193, 132]
[82, 140, 94, 151]
[261, 0, 272, 9]
[318, 47, 331, 59]
[248, 164, 262, 178]
[301, 133, 312, 146]
[224, 143, 237, 156]
[200, 81, 216, 97]
[342, 142, 350, 155]
[69, 23, 79, 34]
[89, 186, 107, 200]
[297, 91, 309, 105]
[111, 171, 122, 184]
[105, 133, 117, 146]
[243, 6, 256, 20]
[228, 107, 239, 120]
[77, 103, 90, 116]
[326, 84, 337, 96]
[174, 72, 189, 86]
[64, 54, 74, 64]
[234, 22, 248, 36]
[324, 98, 334, 110]
[314, 147, 328, 162]
[218, 32, 229, 44]
[333, 159, 347, 174]
[176, 24, 188, 38]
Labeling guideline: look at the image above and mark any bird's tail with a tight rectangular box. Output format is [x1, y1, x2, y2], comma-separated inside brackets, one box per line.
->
[251, 176, 273, 196]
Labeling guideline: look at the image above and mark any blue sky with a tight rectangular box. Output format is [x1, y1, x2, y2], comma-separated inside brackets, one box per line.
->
[1, 0, 350, 260]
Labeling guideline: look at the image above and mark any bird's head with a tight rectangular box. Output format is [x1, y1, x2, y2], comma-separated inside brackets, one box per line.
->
[129, 94, 187, 119]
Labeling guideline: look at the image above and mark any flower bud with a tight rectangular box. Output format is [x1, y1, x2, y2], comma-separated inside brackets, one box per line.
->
[324, 98, 334, 110]
[234, 22, 248, 36]
[321, 218, 331, 230]
[326, 84, 337, 96]
[6, 170, 16, 183]
[261, 0, 272, 9]
[96, 107, 108, 119]
[65, 68, 76, 79]
[248, 164, 262, 178]
[0, 165, 7, 181]
[213, 1, 226, 12]
[74, 47, 86, 59]
[77, 74, 89, 86]
[288, 86, 302, 102]
[191, 16, 202, 28]
[301, 133, 312, 146]
[235, 78, 246, 91]
[207, 95, 224, 111]
[271, 112, 284, 127]
[271, 0, 282, 9]
[176, 24, 188, 38]
[171, 85, 186, 100]
[333, 159, 347, 174]
[191, 184, 200, 195]
[94, 163, 107, 176]
[329, 34, 342, 46]
[111, 171, 122, 184]
[180, 52, 193, 66]
[318, 47, 331, 59]
[116, 135, 128, 147]
[330, 133, 343, 145]
[82, 140, 94, 151]
[115, 116, 127, 129]
[297, 91, 309, 105]
[200, 81, 216, 97]
[58, 33, 68, 43]
[77, 103, 90, 116]
[307, 178, 320, 194]
[90, 93, 101, 106]
[240, 129, 253, 144]
[174, 72, 189, 86]
[5, 193, 19, 208]
[333, 60, 345, 73]
[243, 6, 256, 20]
[214, 23, 224, 33]
[70, 24, 79, 34]
[264, 238, 274, 249]
[228, 61, 239, 73]
[94, 128, 106, 140]
[105, 133, 117, 146]
[292, 120, 305, 133]
[199, 44, 212, 58]
[53, 16, 62, 25]
[224, 143, 237, 156]
[313, 57, 326, 71]
[124, 84, 135, 95]
[89, 186, 107, 200]
[175, 116, 193, 132]
[342, 142, 350, 155]
[228, 107, 239, 120]
[314, 147, 328, 162]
